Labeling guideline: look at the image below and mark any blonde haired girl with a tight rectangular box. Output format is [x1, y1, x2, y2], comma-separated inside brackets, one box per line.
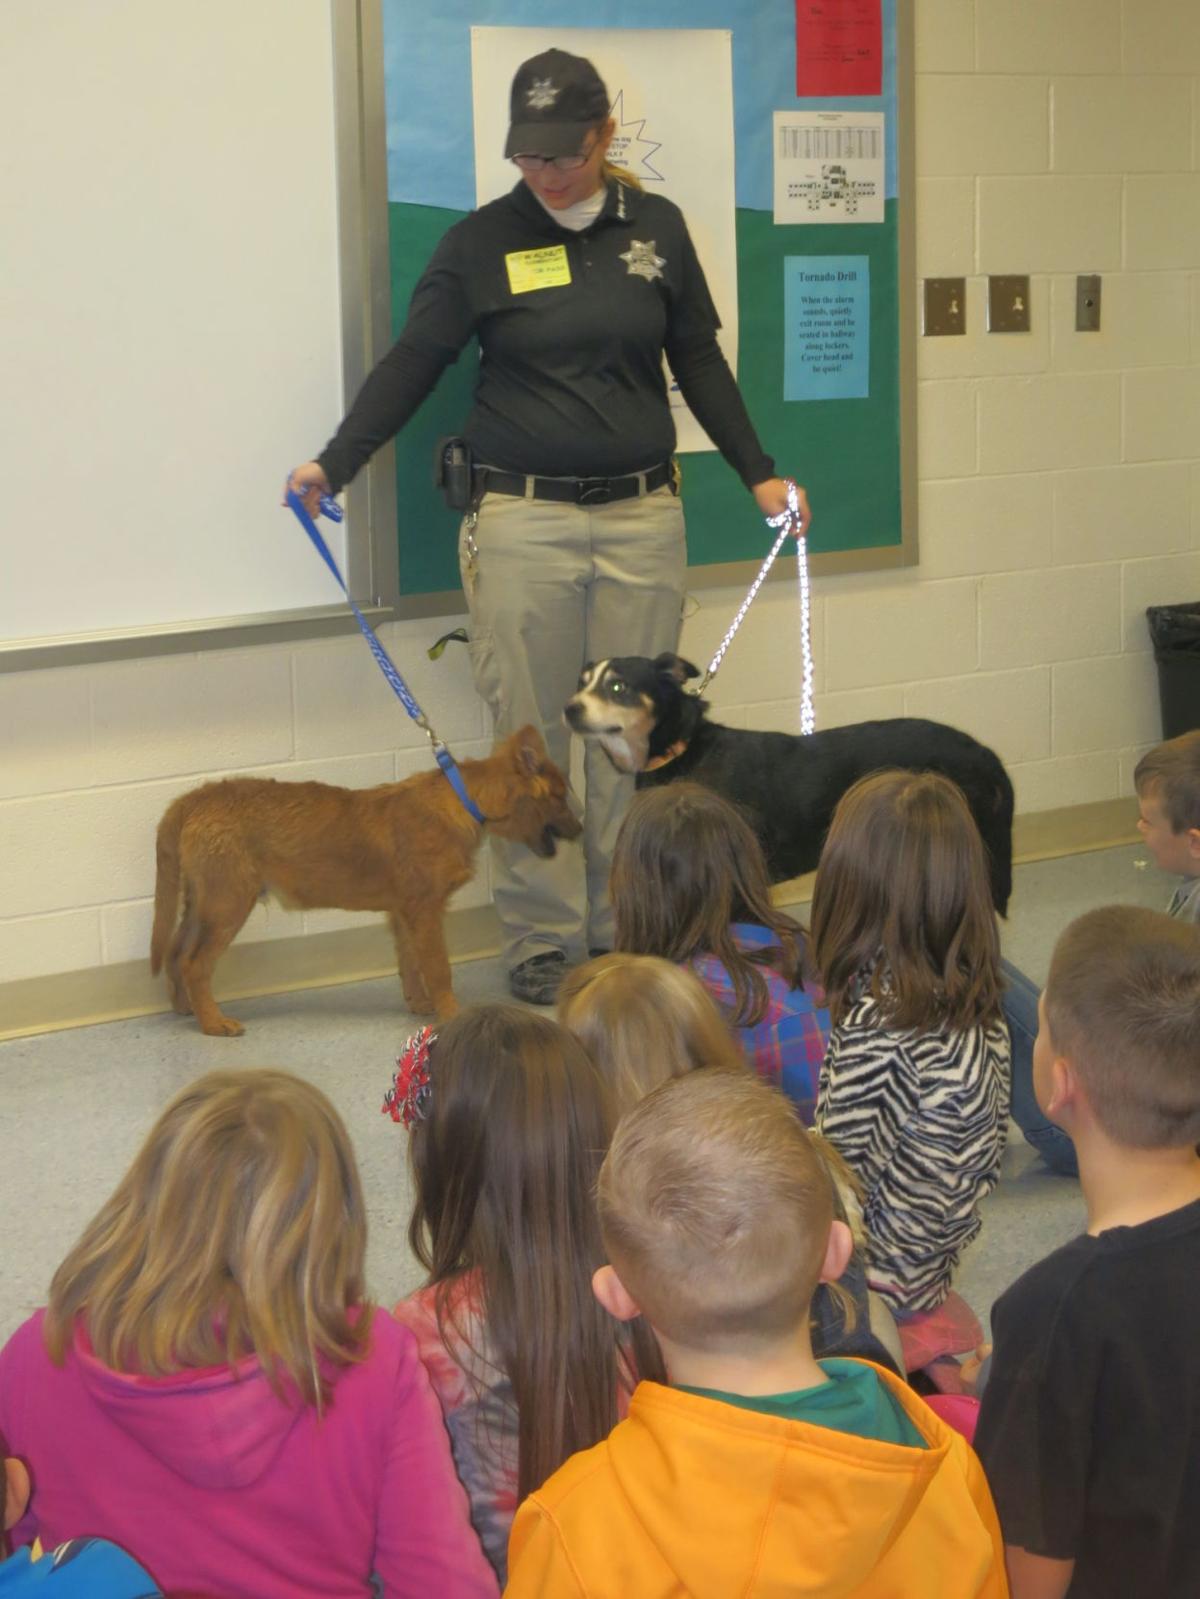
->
[559, 953, 745, 1113]
[0, 1069, 495, 1599]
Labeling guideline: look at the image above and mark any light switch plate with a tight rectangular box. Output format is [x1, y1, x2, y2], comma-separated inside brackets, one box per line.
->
[987, 275, 1031, 333]
[923, 277, 966, 336]
[1076, 274, 1101, 332]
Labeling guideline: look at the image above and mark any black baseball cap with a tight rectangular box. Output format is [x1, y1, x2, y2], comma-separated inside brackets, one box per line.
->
[504, 48, 610, 159]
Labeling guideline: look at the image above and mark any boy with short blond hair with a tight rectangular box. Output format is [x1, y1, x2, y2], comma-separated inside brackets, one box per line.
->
[976, 905, 1200, 1599]
[1134, 729, 1200, 923]
[505, 1070, 1006, 1598]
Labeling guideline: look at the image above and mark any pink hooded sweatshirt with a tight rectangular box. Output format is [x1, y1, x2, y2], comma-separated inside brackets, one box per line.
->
[0, 1308, 498, 1599]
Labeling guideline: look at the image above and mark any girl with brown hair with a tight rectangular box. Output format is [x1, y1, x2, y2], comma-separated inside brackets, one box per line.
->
[0, 1069, 494, 1599]
[387, 1005, 665, 1586]
[811, 771, 1010, 1374]
[610, 782, 831, 1122]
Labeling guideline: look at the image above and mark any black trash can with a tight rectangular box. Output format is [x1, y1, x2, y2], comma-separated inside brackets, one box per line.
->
[1146, 602, 1200, 739]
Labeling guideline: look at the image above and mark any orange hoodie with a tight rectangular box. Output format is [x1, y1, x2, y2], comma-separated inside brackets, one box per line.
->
[505, 1363, 1007, 1598]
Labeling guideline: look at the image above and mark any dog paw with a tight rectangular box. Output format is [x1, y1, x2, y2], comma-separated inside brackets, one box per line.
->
[199, 1014, 245, 1038]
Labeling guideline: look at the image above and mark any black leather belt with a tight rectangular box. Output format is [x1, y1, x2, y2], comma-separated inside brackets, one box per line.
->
[476, 460, 674, 506]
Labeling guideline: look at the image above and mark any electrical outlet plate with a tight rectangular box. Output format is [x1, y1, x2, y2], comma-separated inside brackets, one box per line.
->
[1076, 274, 1101, 332]
[987, 275, 1030, 333]
[923, 277, 966, 336]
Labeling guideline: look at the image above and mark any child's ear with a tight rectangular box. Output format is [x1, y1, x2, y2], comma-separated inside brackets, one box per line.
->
[592, 1264, 643, 1323]
[1044, 1054, 1078, 1123]
[1185, 827, 1200, 863]
[4, 1457, 31, 1529]
[817, 1218, 854, 1286]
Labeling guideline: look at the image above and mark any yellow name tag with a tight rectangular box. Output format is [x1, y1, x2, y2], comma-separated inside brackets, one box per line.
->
[505, 245, 572, 295]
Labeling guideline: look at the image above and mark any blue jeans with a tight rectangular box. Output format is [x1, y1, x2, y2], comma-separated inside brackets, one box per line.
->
[1002, 958, 1078, 1177]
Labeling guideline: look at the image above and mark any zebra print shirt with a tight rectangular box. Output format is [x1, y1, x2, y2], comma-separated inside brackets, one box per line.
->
[816, 994, 1011, 1315]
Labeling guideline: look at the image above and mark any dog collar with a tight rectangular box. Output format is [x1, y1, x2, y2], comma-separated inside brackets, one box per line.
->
[643, 739, 689, 773]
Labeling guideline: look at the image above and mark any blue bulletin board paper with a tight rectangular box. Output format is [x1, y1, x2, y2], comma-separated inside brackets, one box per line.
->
[783, 256, 870, 402]
[383, 0, 898, 211]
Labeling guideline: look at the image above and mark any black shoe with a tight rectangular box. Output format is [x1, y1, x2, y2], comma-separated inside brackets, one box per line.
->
[509, 951, 568, 1006]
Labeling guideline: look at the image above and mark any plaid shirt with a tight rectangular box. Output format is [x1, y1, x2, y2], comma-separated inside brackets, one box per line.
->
[690, 923, 831, 1124]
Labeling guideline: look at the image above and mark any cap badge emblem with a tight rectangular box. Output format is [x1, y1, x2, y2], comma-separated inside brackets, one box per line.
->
[526, 78, 558, 110]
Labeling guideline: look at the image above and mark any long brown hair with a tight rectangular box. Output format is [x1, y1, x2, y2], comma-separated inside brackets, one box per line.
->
[44, 1070, 371, 1409]
[811, 770, 1003, 1031]
[408, 1005, 665, 1501]
[559, 953, 746, 1115]
[611, 783, 815, 1026]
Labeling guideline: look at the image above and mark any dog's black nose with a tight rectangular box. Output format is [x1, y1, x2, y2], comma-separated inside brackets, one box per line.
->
[564, 701, 585, 729]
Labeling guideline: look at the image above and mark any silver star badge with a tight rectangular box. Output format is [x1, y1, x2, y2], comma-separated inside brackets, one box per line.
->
[619, 240, 666, 281]
[526, 78, 558, 110]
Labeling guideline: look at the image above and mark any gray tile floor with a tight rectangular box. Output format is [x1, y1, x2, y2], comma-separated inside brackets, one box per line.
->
[0, 842, 1174, 1346]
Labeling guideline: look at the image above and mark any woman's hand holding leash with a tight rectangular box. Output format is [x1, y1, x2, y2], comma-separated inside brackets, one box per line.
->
[752, 477, 811, 537]
[283, 461, 333, 519]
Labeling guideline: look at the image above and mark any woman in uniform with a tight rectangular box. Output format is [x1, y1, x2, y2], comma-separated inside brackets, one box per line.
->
[287, 47, 809, 1004]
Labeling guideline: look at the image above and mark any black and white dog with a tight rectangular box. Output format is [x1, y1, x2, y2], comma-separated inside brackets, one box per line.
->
[565, 652, 1014, 913]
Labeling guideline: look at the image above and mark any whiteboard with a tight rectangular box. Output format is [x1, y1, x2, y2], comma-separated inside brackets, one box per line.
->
[2, 0, 377, 660]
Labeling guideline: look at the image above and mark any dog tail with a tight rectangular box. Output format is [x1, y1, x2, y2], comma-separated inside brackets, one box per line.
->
[150, 796, 187, 974]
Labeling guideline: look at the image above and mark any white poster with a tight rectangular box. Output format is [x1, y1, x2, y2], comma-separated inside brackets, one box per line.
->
[471, 26, 737, 454]
[773, 110, 885, 225]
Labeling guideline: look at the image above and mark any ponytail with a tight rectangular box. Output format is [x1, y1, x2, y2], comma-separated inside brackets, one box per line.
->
[603, 159, 642, 192]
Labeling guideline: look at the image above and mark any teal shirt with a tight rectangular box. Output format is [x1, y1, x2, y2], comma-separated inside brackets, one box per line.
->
[679, 1357, 927, 1448]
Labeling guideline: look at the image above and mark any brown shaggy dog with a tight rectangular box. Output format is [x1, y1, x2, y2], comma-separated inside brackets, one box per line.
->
[151, 726, 580, 1035]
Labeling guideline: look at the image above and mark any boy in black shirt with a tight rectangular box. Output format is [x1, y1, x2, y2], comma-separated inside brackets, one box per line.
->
[975, 905, 1200, 1599]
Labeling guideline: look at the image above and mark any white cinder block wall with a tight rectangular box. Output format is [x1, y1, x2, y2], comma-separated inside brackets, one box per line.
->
[3, 0, 1200, 985]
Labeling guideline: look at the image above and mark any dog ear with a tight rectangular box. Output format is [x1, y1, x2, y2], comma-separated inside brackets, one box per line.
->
[653, 653, 700, 686]
[511, 724, 548, 775]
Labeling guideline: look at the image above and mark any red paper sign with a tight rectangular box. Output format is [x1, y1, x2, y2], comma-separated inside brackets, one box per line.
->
[795, 0, 883, 98]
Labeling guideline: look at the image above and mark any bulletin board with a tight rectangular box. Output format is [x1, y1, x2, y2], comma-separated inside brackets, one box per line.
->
[379, 0, 915, 611]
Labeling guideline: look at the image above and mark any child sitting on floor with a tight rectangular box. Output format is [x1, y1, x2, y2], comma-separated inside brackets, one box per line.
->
[0, 1069, 494, 1599]
[1135, 728, 1200, 922]
[558, 952, 746, 1112]
[812, 770, 1010, 1380]
[1007, 727, 1200, 1176]
[976, 906, 1200, 1599]
[505, 1069, 1006, 1598]
[610, 781, 831, 1122]
[386, 1006, 665, 1587]
[559, 952, 904, 1373]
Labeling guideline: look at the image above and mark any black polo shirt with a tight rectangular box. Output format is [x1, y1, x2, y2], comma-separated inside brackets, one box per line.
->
[319, 180, 773, 491]
[975, 1198, 1200, 1597]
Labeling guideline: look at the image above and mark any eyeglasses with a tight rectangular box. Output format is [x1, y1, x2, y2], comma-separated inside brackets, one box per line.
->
[511, 149, 593, 172]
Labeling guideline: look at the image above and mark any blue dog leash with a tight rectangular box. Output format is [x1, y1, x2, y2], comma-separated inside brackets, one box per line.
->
[285, 487, 488, 824]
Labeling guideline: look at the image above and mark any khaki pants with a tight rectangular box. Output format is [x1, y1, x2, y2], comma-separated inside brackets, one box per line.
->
[459, 485, 686, 968]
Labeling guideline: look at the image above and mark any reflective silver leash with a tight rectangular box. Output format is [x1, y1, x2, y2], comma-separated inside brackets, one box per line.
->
[692, 482, 816, 736]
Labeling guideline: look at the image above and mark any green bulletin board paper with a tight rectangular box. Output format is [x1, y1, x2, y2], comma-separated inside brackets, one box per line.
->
[389, 199, 901, 598]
